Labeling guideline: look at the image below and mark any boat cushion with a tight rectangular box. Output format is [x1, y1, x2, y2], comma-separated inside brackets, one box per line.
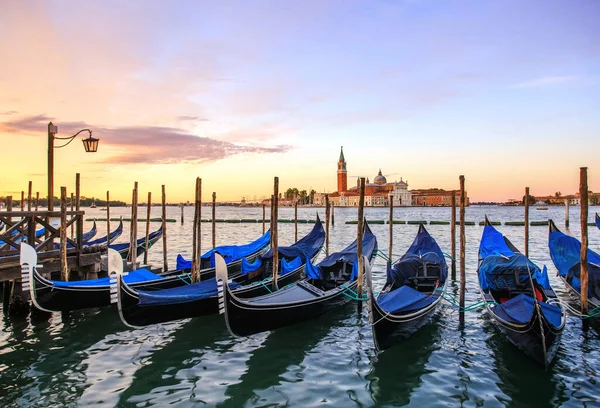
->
[492, 293, 562, 328]
[52, 268, 162, 287]
[377, 285, 435, 314]
[241, 257, 263, 275]
[137, 278, 240, 306]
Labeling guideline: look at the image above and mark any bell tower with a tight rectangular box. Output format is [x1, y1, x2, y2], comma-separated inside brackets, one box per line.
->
[337, 146, 347, 193]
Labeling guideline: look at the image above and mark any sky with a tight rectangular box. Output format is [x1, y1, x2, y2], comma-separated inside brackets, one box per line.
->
[1, 0, 599, 203]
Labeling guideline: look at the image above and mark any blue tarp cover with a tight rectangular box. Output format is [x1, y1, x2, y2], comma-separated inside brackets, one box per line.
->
[479, 225, 550, 291]
[387, 225, 448, 287]
[138, 278, 240, 306]
[492, 293, 562, 328]
[52, 268, 162, 287]
[306, 227, 377, 280]
[378, 285, 435, 314]
[282, 256, 302, 275]
[241, 256, 263, 275]
[261, 220, 325, 260]
[176, 230, 271, 270]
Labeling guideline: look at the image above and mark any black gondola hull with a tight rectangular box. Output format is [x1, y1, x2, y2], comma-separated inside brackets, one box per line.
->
[118, 264, 306, 327]
[30, 248, 262, 312]
[369, 289, 445, 351]
[487, 305, 563, 367]
[223, 280, 358, 337]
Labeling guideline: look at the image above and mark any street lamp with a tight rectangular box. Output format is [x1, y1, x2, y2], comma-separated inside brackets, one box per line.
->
[47, 122, 99, 211]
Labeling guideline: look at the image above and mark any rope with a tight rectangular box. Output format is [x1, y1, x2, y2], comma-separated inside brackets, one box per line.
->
[259, 280, 272, 293]
[434, 288, 497, 311]
[443, 252, 456, 262]
[546, 298, 600, 319]
[176, 274, 191, 285]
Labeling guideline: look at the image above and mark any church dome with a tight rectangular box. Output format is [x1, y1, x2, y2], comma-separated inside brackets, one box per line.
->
[374, 169, 387, 185]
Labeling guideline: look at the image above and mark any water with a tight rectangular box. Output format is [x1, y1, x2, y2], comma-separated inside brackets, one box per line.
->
[1, 205, 600, 407]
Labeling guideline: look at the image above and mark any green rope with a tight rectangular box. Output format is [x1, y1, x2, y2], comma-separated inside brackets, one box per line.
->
[259, 280, 272, 293]
[176, 273, 192, 285]
[434, 288, 497, 311]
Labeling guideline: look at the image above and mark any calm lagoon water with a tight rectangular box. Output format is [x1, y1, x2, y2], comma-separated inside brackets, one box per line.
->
[1, 205, 600, 407]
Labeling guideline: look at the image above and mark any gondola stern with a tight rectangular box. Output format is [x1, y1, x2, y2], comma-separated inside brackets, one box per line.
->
[548, 219, 559, 234]
[20, 242, 54, 313]
[215, 253, 241, 338]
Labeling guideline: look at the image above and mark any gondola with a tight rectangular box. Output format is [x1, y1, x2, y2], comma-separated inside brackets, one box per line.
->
[23, 229, 270, 312]
[81, 220, 98, 243]
[53, 219, 123, 250]
[218, 220, 378, 337]
[116, 218, 325, 327]
[109, 225, 163, 259]
[85, 218, 124, 246]
[367, 224, 448, 351]
[478, 217, 565, 368]
[548, 219, 600, 319]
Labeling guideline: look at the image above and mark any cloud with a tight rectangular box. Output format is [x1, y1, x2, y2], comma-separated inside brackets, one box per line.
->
[177, 116, 210, 122]
[511, 76, 578, 88]
[1, 115, 292, 165]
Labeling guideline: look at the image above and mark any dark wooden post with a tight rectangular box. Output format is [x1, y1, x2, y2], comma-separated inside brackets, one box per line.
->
[6, 196, 12, 224]
[272, 178, 279, 291]
[212, 192, 216, 248]
[270, 195, 274, 247]
[294, 200, 298, 242]
[565, 199, 570, 228]
[129, 182, 138, 270]
[325, 194, 330, 255]
[106, 191, 111, 246]
[524, 187, 529, 257]
[181, 203, 184, 224]
[262, 203, 266, 234]
[60, 187, 68, 281]
[35, 192, 39, 211]
[27, 181, 32, 211]
[580, 167, 589, 317]
[389, 197, 393, 261]
[48, 122, 55, 212]
[70, 192, 74, 239]
[162, 185, 168, 272]
[459, 175, 466, 312]
[75, 173, 81, 249]
[192, 178, 201, 282]
[357, 177, 366, 312]
[144, 192, 151, 265]
[451, 190, 456, 280]
[331, 202, 335, 226]
[20, 191, 24, 211]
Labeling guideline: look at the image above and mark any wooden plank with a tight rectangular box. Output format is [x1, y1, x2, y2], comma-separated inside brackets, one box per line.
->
[0, 253, 101, 282]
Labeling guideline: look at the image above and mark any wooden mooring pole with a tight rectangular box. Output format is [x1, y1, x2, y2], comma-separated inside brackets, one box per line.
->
[388, 197, 393, 261]
[20, 191, 24, 211]
[35, 192, 39, 211]
[525, 187, 530, 258]
[294, 200, 298, 242]
[451, 190, 456, 280]
[212, 192, 216, 249]
[181, 203, 184, 224]
[192, 178, 201, 282]
[162, 184, 168, 272]
[272, 177, 279, 291]
[70, 192, 74, 239]
[331, 202, 335, 227]
[262, 203, 266, 234]
[270, 195, 275, 247]
[144, 192, 151, 265]
[325, 194, 330, 255]
[459, 175, 466, 313]
[129, 182, 138, 270]
[357, 177, 366, 313]
[106, 191, 111, 246]
[60, 187, 68, 281]
[580, 167, 589, 321]
[27, 181, 32, 211]
[565, 199, 570, 228]
[75, 173, 81, 248]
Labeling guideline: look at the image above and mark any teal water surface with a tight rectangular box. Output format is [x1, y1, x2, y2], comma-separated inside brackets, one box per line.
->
[1, 205, 599, 407]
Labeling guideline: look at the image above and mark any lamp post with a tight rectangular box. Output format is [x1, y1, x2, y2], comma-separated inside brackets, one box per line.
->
[47, 122, 99, 211]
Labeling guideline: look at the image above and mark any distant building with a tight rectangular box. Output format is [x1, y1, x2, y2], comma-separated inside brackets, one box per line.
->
[410, 189, 469, 207]
[326, 147, 412, 207]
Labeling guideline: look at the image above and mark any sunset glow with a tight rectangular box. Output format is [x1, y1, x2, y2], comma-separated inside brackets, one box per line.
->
[1, 1, 599, 203]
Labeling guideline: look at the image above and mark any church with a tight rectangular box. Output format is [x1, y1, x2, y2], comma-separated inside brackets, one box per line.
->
[320, 147, 412, 207]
